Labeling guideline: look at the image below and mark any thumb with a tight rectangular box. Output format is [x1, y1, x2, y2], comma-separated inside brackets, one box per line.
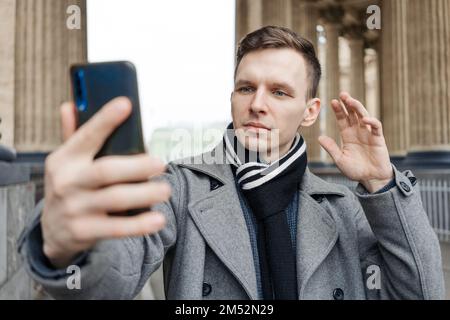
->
[60, 102, 77, 142]
[318, 135, 342, 163]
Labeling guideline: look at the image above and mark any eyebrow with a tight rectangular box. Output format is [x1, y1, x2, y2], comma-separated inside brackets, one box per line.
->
[272, 81, 296, 94]
[235, 80, 253, 88]
[235, 79, 297, 94]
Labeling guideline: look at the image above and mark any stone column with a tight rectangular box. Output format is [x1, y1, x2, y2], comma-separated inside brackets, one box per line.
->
[344, 27, 366, 105]
[0, 0, 16, 149]
[292, 0, 318, 47]
[364, 29, 381, 121]
[235, 0, 263, 48]
[5, 0, 87, 153]
[364, 46, 380, 120]
[404, 0, 450, 165]
[380, 0, 409, 159]
[247, 0, 263, 33]
[262, 0, 292, 28]
[321, 7, 344, 163]
[291, 0, 322, 163]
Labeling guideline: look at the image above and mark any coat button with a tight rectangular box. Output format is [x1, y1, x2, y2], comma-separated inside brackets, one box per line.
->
[202, 282, 212, 296]
[400, 181, 411, 192]
[333, 288, 344, 300]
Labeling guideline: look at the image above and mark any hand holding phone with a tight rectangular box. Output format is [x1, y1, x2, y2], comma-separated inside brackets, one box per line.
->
[71, 61, 155, 216]
[39, 63, 171, 269]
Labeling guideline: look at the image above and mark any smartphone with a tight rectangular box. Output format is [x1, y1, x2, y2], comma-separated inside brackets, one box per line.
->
[70, 61, 147, 215]
[70, 61, 145, 159]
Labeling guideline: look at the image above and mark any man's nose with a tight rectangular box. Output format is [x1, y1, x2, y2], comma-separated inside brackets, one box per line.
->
[250, 89, 268, 114]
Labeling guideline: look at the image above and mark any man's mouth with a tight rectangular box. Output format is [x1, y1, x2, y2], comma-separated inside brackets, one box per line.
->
[244, 122, 271, 132]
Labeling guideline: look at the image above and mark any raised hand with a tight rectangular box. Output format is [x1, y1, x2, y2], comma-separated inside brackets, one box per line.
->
[318, 92, 393, 193]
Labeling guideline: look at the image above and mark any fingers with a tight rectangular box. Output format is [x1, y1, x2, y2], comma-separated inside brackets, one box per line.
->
[318, 135, 342, 163]
[63, 97, 132, 157]
[86, 181, 172, 213]
[79, 211, 167, 240]
[339, 92, 369, 120]
[361, 117, 383, 136]
[80, 154, 167, 188]
[330, 99, 350, 130]
[60, 102, 77, 142]
[333, 92, 375, 131]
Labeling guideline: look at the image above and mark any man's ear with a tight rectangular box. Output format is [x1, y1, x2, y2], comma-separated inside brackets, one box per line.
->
[300, 98, 321, 127]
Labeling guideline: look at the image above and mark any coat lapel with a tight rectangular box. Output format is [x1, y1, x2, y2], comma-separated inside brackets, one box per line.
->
[296, 168, 345, 298]
[179, 144, 259, 300]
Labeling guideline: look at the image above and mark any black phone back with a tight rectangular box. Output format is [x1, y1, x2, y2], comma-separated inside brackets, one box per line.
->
[70, 61, 145, 158]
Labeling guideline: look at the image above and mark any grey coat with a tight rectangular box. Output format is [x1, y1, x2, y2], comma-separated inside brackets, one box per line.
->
[21, 142, 445, 300]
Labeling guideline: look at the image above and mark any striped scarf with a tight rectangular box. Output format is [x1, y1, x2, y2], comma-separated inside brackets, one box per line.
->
[223, 123, 307, 300]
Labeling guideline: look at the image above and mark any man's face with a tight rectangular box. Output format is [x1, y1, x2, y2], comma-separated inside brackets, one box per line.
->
[231, 48, 320, 160]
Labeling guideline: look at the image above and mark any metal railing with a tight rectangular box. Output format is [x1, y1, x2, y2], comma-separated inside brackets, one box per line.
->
[417, 173, 450, 242]
[313, 168, 450, 242]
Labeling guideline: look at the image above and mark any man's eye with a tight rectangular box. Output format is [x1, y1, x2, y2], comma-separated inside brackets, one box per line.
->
[273, 90, 287, 97]
[238, 87, 254, 93]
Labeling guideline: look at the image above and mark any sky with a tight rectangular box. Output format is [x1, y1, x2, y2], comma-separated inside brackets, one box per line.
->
[87, 0, 235, 144]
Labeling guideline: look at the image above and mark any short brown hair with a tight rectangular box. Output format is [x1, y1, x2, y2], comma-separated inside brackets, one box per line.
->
[235, 25, 321, 99]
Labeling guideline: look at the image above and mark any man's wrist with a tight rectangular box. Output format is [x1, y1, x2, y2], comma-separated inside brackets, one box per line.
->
[46, 250, 80, 270]
[358, 164, 395, 193]
[26, 220, 88, 279]
[360, 176, 394, 194]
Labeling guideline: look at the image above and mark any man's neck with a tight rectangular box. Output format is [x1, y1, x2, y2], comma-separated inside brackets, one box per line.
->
[259, 138, 295, 164]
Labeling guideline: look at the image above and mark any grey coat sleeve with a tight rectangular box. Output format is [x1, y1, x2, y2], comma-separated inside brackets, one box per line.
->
[19, 163, 182, 300]
[354, 165, 445, 300]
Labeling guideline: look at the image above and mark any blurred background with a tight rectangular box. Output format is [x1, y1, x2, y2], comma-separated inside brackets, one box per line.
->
[1, 0, 450, 299]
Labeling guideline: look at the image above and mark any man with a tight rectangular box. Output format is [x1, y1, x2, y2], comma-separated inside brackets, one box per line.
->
[20, 26, 444, 299]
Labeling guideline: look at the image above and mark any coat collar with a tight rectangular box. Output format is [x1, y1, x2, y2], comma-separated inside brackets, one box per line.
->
[176, 140, 346, 197]
[176, 141, 346, 299]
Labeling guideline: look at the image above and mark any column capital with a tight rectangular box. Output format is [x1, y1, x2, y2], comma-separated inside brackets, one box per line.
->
[342, 24, 366, 41]
[319, 5, 345, 27]
[341, 23, 379, 50]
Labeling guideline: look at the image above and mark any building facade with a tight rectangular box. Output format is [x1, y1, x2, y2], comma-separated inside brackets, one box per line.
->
[1, 0, 450, 299]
